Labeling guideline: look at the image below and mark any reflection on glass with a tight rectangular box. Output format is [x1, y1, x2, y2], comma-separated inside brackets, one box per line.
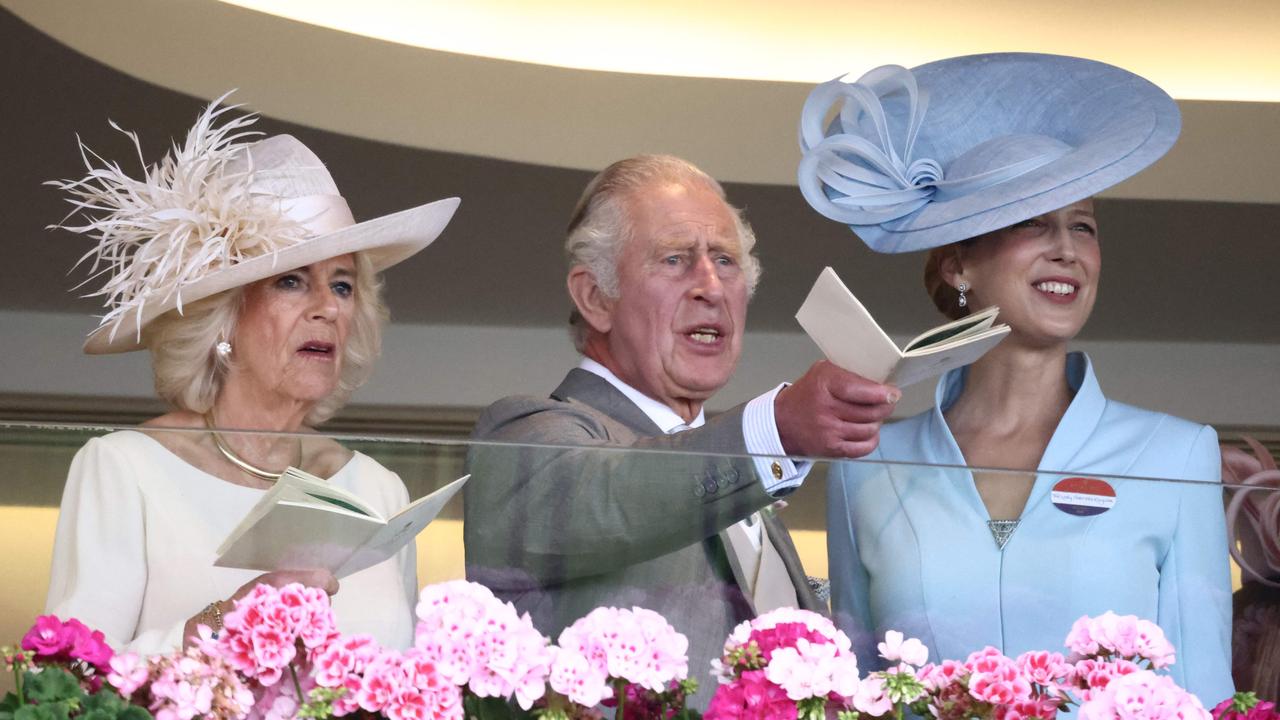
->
[0, 422, 1275, 705]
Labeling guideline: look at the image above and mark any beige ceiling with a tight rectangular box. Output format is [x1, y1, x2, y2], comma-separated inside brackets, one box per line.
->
[7, 0, 1280, 202]
[216, 0, 1280, 100]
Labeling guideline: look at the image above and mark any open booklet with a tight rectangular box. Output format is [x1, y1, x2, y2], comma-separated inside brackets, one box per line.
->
[215, 467, 468, 578]
[796, 266, 1010, 388]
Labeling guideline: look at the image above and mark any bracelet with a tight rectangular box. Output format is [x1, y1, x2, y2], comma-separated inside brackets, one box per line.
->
[197, 601, 225, 636]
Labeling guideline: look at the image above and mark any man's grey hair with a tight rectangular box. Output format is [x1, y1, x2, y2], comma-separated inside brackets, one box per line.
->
[564, 154, 763, 353]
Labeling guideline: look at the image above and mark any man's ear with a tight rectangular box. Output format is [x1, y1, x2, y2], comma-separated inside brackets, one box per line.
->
[567, 267, 614, 335]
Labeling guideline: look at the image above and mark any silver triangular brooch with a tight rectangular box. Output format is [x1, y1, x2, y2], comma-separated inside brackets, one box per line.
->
[987, 520, 1020, 550]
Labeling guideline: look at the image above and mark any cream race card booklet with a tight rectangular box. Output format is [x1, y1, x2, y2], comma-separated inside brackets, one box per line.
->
[796, 267, 1010, 388]
[216, 468, 468, 578]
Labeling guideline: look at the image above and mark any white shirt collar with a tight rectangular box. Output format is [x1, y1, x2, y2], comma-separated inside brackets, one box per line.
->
[577, 357, 706, 433]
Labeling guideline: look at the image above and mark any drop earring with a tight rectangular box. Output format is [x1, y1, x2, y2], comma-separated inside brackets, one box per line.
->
[957, 282, 968, 308]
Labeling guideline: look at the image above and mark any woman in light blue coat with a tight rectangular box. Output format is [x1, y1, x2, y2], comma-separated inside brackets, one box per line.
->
[798, 54, 1233, 703]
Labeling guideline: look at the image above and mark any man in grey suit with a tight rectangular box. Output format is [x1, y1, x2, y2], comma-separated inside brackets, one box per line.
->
[464, 155, 898, 700]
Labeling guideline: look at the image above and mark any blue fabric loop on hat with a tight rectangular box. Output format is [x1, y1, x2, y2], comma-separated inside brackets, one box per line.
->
[799, 65, 1071, 226]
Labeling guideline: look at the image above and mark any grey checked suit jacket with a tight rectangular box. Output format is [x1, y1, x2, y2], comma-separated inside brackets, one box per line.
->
[463, 369, 821, 700]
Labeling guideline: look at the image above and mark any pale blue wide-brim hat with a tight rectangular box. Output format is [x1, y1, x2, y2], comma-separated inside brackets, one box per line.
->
[797, 53, 1180, 253]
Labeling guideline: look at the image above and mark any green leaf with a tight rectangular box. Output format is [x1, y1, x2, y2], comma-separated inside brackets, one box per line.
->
[463, 694, 522, 720]
[15, 703, 61, 720]
[1232, 691, 1260, 713]
[25, 669, 82, 705]
[80, 692, 127, 714]
[796, 697, 827, 720]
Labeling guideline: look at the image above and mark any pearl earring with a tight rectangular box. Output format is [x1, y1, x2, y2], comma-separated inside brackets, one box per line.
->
[957, 282, 969, 308]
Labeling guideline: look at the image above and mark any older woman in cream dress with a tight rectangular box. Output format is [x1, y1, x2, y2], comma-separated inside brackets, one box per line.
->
[44, 99, 459, 654]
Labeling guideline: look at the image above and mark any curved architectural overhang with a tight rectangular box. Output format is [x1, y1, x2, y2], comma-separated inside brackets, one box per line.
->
[7, 0, 1280, 203]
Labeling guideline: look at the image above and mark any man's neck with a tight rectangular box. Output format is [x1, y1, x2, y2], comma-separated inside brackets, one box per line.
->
[578, 355, 705, 427]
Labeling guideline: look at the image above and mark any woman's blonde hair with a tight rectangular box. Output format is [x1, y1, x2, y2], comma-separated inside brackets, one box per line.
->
[143, 252, 388, 426]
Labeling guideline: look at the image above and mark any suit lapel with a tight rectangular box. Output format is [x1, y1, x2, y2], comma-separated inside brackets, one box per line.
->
[552, 369, 664, 437]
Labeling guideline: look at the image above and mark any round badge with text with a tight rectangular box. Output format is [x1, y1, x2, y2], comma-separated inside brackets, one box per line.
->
[1051, 477, 1116, 516]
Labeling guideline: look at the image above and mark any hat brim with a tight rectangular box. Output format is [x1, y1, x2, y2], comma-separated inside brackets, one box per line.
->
[815, 54, 1181, 253]
[83, 196, 460, 354]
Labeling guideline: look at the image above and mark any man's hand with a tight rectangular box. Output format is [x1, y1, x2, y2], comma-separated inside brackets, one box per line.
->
[775, 360, 900, 459]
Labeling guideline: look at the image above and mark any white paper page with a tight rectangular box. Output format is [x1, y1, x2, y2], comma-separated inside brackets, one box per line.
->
[215, 501, 381, 574]
[888, 327, 1010, 388]
[335, 474, 469, 578]
[795, 267, 903, 384]
[902, 307, 999, 353]
[279, 467, 378, 519]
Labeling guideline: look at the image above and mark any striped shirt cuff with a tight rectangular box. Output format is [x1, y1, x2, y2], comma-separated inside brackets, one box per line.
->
[743, 383, 811, 495]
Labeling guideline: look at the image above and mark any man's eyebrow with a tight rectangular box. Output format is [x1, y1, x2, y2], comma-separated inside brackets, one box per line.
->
[707, 237, 743, 255]
[654, 236, 696, 251]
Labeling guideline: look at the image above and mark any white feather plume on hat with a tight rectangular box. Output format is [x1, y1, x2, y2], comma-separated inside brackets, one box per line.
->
[48, 92, 460, 354]
[50, 93, 308, 342]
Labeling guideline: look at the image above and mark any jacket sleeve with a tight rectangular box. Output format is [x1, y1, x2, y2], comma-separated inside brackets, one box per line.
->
[1156, 423, 1235, 703]
[45, 437, 163, 651]
[463, 395, 774, 587]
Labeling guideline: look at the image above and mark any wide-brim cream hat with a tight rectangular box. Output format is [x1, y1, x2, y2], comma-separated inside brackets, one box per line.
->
[797, 53, 1180, 253]
[51, 96, 459, 354]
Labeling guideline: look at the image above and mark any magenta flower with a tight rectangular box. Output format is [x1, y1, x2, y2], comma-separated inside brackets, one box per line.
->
[1213, 694, 1280, 720]
[705, 669, 796, 720]
[20, 614, 75, 658]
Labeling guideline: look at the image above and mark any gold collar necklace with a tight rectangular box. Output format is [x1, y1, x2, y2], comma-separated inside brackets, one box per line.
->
[203, 413, 301, 482]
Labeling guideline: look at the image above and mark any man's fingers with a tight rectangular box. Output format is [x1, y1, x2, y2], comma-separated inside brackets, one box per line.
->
[832, 437, 881, 459]
[828, 376, 901, 406]
[828, 399, 896, 424]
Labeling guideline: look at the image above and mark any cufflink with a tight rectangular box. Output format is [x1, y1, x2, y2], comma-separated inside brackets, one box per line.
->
[770, 461, 783, 480]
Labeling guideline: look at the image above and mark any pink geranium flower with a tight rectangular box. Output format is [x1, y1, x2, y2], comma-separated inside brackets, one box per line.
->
[107, 652, 150, 696]
[414, 580, 554, 709]
[550, 605, 690, 711]
[1065, 612, 1176, 668]
[1078, 669, 1210, 720]
[707, 608, 870, 719]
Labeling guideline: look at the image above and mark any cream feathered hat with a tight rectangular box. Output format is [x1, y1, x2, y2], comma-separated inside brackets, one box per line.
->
[51, 94, 460, 354]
